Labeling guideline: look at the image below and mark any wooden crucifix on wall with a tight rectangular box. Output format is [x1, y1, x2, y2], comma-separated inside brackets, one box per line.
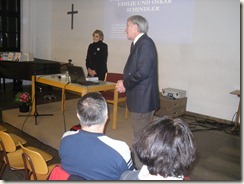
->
[67, 4, 78, 30]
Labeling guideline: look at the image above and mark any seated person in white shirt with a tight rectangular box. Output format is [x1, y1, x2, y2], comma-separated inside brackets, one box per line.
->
[120, 116, 197, 180]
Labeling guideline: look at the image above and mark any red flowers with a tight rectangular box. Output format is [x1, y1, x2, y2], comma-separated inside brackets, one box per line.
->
[15, 92, 31, 105]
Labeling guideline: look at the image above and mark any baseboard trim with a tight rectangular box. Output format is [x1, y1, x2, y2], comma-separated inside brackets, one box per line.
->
[184, 111, 233, 125]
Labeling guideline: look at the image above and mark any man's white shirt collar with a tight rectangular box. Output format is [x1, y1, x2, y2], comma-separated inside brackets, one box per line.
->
[133, 33, 144, 45]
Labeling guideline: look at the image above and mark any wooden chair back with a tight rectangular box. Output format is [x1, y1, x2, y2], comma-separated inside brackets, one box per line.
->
[0, 131, 26, 179]
[102, 72, 128, 119]
[0, 131, 16, 153]
[19, 142, 48, 180]
[0, 131, 26, 150]
[0, 125, 7, 132]
[104, 73, 126, 99]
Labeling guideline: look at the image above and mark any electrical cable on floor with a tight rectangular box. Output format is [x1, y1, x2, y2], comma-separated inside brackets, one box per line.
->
[21, 107, 31, 131]
[62, 82, 70, 132]
[223, 111, 240, 135]
[21, 89, 35, 131]
[62, 107, 67, 132]
[231, 112, 237, 125]
[181, 114, 239, 136]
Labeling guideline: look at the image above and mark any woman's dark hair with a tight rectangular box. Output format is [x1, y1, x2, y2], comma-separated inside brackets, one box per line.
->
[134, 116, 197, 178]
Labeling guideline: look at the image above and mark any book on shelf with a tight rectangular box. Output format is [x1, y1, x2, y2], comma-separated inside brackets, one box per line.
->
[2, 52, 9, 60]
[21, 52, 34, 61]
[0, 52, 23, 61]
[14, 52, 22, 61]
[8, 52, 14, 61]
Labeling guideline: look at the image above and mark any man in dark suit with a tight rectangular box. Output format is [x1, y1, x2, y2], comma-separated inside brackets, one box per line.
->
[116, 15, 160, 169]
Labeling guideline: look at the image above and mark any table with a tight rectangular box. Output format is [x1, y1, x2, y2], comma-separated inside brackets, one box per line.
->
[230, 90, 240, 131]
[31, 75, 119, 129]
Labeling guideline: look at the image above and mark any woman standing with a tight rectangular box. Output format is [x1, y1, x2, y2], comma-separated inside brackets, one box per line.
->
[86, 29, 108, 80]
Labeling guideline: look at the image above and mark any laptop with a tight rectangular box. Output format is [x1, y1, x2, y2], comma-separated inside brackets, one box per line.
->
[67, 65, 99, 86]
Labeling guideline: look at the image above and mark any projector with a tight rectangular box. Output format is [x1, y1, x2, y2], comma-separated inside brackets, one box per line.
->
[162, 88, 186, 99]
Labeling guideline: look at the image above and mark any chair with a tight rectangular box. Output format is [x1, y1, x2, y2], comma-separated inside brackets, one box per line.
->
[0, 131, 28, 178]
[0, 125, 7, 132]
[19, 142, 57, 180]
[0, 131, 52, 179]
[101, 73, 128, 118]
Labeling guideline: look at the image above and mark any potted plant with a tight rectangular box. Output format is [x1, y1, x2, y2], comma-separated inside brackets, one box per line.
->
[14, 92, 32, 112]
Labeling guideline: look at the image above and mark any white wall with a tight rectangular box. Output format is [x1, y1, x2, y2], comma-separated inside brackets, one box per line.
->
[20, 0, 240, 122]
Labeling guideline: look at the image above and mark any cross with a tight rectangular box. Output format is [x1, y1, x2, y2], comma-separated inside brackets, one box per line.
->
[67, 4, 78, 30]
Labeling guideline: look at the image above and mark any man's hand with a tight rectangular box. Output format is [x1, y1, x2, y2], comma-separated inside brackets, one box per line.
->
[116, 80, 126, 93]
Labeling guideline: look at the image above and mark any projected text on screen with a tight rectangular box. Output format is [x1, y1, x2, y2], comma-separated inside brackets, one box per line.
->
[104, 0, 195, 44]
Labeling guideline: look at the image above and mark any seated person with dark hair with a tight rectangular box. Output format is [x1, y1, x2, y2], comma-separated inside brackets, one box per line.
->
[59, 92, 134, 180]
[120, 116, 197, 180]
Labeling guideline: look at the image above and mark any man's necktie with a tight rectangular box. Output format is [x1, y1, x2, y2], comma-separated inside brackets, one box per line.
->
[130, 42, 134, 53]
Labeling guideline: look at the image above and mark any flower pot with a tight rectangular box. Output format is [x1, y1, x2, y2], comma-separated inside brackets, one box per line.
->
[19, 104, 30, 113]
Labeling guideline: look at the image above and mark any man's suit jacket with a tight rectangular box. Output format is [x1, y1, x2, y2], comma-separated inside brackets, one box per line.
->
[123, 34, 160, 113]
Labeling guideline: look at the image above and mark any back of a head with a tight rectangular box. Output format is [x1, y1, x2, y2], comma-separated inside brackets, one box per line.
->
[127, 15, 149, 34]
[77, 92, 107, 127]
[134, 116, 197, 178]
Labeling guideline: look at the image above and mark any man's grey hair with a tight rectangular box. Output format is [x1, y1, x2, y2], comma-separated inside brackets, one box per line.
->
[77, 92, 107, 126]
[127, 15, 149, 33]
